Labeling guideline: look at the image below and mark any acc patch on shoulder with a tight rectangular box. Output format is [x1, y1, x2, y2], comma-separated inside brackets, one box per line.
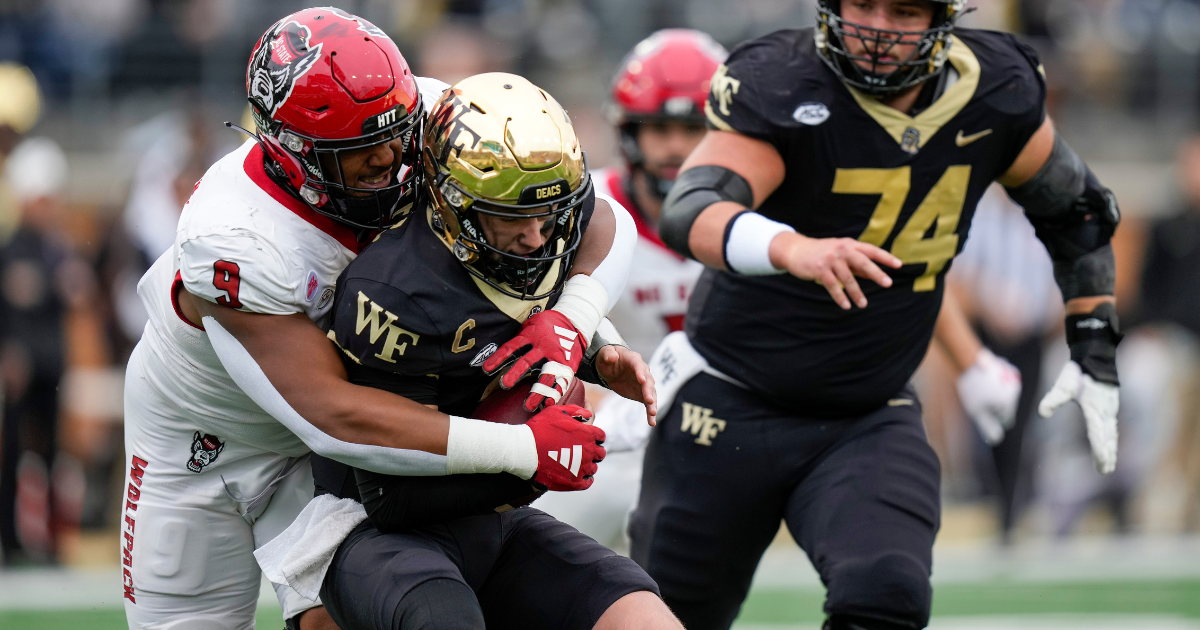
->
[792, 102, 830, 126]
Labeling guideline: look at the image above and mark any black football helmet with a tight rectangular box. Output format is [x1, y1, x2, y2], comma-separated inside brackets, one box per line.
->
[816, 0, 967, 97]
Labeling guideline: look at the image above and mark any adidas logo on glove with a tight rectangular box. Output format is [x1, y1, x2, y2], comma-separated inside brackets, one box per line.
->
[547, 445, 584, 477]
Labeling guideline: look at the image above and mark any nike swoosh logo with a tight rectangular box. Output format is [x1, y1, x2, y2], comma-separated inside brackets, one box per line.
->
[956, 128, 992, 147]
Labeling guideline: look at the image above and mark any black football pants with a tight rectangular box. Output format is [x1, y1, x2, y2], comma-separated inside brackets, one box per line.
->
[629, 373, 941, 630]
[321, 507, 658, 630]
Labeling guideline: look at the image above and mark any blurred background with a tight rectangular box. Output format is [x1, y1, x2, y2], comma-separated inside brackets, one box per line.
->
[0, 0, 1198, 627]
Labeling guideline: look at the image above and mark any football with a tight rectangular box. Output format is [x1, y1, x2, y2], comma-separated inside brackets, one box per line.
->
[473, 375, 588, 426]
[473, 376, 589, 511]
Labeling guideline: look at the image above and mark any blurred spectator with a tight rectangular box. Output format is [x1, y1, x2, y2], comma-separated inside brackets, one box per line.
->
[415, 22, 513, 86]
[948, 184, 1061, 541]
[1135, 134, 1200, 531]
[0, 137, 95, 565]
[0, 62, 41, 243]
[111, 108, 231, 346]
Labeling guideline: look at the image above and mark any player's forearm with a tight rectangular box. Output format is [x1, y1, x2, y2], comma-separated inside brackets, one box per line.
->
[686, 201, 746, 268]
[293, 376, 450, 455]
[200, 313, 451, 475]
[933, 289, 983, 373]
[205, 313, 544, 478]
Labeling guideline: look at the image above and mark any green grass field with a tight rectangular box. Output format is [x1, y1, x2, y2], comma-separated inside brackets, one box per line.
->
[3, 580, 1198, 630]
[738, 580, 1200, 624]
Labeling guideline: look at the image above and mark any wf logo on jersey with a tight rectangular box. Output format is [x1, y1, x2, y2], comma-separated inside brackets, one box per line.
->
[186, 432, 225, 473]
[355, 291, 420, 363]
[681, 403, 726, 446]
[248, 19, 323, 119]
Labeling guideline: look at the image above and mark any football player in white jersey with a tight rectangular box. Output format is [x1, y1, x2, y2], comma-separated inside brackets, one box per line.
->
[535, 28, 1024, 547]
[121, 8, 652, 630]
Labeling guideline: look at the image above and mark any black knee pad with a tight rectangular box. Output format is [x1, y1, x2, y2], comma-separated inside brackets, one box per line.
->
[824, 552, 931, 628]
[396, 578, 485, 630]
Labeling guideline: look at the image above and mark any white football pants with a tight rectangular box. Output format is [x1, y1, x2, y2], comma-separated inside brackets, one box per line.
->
[121, 342, 318, 630]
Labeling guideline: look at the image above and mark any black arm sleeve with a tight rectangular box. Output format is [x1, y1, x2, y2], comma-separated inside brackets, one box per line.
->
[659, 166, 755, 260]
[353, 468, 541, 532]
[1005, 134, 1120, 300]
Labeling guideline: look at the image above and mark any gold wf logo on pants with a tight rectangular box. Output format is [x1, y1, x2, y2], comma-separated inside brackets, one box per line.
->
[681, 403, 726, 446]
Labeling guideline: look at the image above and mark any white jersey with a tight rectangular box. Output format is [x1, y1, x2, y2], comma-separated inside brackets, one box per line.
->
[593, 167, 703, 358]
[136, 139, 361, 456]
[135, 76, 452, 458]
[122, 77, 452, 625]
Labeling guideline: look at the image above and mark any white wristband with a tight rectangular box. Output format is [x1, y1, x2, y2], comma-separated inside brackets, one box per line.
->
[724, 212, 794, 275]
[445, 416, 538, 479]
[552, 274, 608, 342]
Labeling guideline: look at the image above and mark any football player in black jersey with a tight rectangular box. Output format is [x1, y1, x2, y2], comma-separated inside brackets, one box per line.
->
[631, 1, 1123, 629]
[312, 73, 680, 630]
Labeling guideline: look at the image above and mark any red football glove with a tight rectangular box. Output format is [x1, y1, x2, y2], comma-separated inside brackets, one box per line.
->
[525, 404, 605, 492]
[483, 309, 585, 412]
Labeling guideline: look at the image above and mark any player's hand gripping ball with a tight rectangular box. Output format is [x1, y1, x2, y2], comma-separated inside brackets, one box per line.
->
[483, 309, 585, 412]
[474, 377, 605, 495]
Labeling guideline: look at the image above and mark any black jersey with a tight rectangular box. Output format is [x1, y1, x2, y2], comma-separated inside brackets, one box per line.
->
[689, 27, 1046, 417]
[327, 193, 594, 416]
[315, 191, 596, 526]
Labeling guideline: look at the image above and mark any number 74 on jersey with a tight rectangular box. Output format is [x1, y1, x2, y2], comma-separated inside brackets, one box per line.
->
[833, 165, 972, 292]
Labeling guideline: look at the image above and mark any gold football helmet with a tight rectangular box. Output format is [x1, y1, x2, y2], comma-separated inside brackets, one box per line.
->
[423, 72, 591, 300]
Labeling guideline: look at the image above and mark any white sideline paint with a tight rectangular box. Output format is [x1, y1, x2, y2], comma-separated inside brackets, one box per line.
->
[736, 616, 1200, 630]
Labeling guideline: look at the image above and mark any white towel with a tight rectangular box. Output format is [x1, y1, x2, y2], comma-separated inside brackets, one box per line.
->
[254, 494, 367, 601]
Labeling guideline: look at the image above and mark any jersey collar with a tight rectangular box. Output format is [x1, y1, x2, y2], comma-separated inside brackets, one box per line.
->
[243, 144, 368, 254]
[844, 34, 981, 153]
[605, 168, 681, 260]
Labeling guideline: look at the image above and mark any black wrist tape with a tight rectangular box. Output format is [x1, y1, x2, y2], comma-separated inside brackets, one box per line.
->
[1065, 302, 1122, 386]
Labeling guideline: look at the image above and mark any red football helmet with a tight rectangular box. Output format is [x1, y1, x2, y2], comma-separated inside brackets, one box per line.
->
[245, 7, 422, 230]
[608, 29, 727, 169]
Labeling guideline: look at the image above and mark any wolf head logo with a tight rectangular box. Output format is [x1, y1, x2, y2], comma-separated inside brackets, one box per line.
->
[248, 19, 323, 121]
[186, 431, 225, 473]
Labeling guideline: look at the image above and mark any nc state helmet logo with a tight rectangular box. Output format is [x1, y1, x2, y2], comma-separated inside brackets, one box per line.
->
[248, 19, 323, 119]
[186, 431, 225, 473]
